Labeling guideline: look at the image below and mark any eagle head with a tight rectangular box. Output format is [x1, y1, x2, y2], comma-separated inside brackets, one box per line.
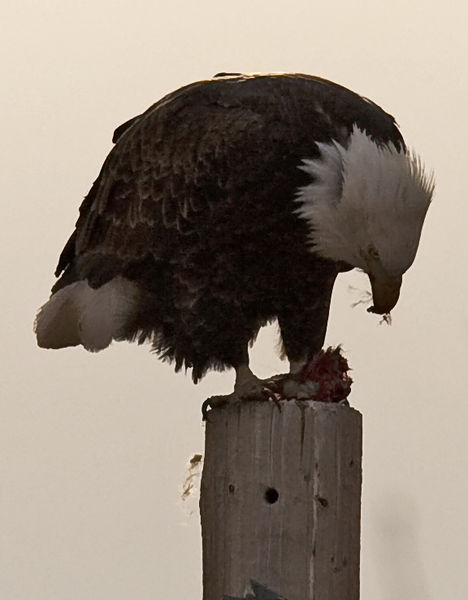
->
[295, 126, 434, 315]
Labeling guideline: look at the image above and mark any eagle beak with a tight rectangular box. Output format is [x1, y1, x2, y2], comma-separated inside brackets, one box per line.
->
[367, 272, 402, 315]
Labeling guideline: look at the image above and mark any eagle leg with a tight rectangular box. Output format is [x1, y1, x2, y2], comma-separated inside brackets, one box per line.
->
[201, 366, 280, 421]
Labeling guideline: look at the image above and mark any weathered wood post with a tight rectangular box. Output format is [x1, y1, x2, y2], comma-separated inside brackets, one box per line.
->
[200, 400, 362, 600]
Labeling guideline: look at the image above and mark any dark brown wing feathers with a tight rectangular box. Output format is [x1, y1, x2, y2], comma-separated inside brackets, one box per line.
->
[54, 74, 403, 292]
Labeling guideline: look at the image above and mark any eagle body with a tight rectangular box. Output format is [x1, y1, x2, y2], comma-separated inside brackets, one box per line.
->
[35, 74, 433, 384]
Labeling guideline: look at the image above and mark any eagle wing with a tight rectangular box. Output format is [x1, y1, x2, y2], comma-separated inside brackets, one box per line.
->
[53, 74, 403, 292]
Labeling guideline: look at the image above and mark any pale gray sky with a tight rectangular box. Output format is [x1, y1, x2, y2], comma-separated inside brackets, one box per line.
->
[2, 1, 468, 599]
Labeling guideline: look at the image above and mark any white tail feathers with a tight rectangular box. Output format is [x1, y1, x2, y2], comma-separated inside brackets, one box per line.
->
[34, 278, 140, 352]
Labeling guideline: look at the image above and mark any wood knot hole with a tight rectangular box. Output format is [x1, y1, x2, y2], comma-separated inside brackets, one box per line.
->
[316, 496, 328, 507]
[264, 487, 279, 504]
[228, 484, 235, 494]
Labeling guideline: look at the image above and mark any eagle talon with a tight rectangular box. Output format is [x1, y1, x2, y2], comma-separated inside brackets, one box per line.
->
[201, 395, 230, 421]
[201, 379, 283, 421]
[267, 391, 283, 411]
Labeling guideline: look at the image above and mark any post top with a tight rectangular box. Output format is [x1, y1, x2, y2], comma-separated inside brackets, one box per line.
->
[206, 398, 362, 422]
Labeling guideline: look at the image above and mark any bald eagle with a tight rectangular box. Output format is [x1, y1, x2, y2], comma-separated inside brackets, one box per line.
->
[35, 74, 433, 396]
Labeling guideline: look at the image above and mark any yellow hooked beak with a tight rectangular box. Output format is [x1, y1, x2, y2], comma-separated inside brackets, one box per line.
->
[367, 271, 402, 315]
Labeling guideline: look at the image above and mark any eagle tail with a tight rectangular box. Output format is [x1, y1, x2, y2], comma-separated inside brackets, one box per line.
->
[34, 278, 140, 352]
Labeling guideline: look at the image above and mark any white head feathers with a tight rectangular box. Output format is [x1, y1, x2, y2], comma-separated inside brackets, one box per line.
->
[295, 126, 434, 276]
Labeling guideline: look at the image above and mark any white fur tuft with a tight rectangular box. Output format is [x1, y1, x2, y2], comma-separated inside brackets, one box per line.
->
[34, 277, 140, 351]
[295, 126, 434, 275]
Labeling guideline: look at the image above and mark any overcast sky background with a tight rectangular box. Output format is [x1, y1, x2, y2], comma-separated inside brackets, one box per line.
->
[3, 1, 468, 599]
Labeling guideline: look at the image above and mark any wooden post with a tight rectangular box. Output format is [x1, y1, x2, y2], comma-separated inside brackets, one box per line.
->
[200, 400, 362, 600]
